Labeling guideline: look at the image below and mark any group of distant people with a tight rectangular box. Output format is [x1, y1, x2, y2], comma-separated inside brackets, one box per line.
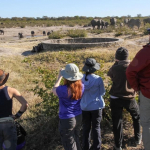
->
[0, 42, 150, 150]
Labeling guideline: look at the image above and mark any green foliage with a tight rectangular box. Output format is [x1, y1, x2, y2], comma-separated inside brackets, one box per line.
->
[20, 25, 25, 28]
[131, 31, 137, 36]
[141, 23, 150, 35]
[90, 29, 102, 34]
[31, 68, 59, 116]
[48, 31, 65, 39]
[115, 32, 123, 37]
[67, 29, 87, 38]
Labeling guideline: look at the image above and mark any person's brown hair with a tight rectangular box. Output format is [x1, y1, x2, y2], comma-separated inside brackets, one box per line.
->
[64, 79, 82, 100]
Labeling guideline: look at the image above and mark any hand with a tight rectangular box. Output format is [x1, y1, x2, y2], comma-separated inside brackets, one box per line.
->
[58, 69, 63, 78]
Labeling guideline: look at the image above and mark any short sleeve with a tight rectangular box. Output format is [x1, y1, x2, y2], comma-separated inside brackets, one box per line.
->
[56, 85, 67, 98]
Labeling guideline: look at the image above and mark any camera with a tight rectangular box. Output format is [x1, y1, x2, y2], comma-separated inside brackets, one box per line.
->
[147, 28, 150, 34]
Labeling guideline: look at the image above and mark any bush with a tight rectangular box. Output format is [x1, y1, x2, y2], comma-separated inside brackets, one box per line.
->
[48, 31, 65, 39]
[20, 25, 25, 28]
[131, 31, 137, 36]
[67, 29, 87, 38]
[115, 32, 123, 36]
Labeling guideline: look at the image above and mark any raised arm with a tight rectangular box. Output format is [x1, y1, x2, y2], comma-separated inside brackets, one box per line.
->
[52, 70, 63, 96]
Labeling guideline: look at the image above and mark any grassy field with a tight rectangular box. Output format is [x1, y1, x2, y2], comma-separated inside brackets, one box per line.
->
[0, 21, 149, 149]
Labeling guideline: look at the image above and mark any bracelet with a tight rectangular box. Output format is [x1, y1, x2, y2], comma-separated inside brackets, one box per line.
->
[15, 110, 24, 119]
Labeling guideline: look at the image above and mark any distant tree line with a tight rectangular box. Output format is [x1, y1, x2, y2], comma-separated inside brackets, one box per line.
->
[0, 15, 150, 28]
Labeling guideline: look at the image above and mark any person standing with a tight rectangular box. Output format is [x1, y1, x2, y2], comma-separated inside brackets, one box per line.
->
[52, 63, 84, 150]
[126, 43, 150, 150]
[0, 69, 28, 150]
[80, 58, 105, 150]
[107, 47, 141, 150]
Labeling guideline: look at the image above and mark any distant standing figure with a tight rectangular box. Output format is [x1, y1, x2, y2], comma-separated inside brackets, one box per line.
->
[81, 58, 105, 150]
[18, 33, 23, 39]
[108, 47, 141, 150]
[31, 31, 34, 37]
[52, 63, 84, 150]
[43, 31, 46, 36]
[0, 30, 4, 35]
[0, 69, 28, 150]
[110, 17, 117, 26]
[127, 19, 141, 29]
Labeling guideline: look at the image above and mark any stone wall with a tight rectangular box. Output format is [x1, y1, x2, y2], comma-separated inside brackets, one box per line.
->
[42, 38, 124, 50]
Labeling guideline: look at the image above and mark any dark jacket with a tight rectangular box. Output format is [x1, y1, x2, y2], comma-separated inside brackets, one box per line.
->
[126, 44, 150, 99]
[107, 60, 135, 100]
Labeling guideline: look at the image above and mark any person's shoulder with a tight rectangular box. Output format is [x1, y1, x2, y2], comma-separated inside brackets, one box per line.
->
[92, 74, 103, 81]
[56, 85, 67, 96]
[7, 86, 16, 92]
[57, 85, 67, 91]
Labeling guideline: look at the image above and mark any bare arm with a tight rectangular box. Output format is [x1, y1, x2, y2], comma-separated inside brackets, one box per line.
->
[8, 87, 28, 119]
[52, 70, 63, 96]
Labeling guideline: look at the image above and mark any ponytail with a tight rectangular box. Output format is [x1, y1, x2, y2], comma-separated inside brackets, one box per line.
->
[85, 72, 90, 81]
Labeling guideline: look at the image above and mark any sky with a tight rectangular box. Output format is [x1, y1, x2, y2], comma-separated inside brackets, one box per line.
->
[0, 0, 150, 18]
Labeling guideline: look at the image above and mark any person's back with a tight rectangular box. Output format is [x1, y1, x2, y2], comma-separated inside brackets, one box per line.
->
[107, 47, 141, 150]
[52, 63, 83, 150]
[81, 58, 105, 150]
[0, 86, 12, 118]
[81, 73, 105, 111]
[56, 84, 83, 119]
[108, 60, 135, 100]
[0, 69, 28, 150]
[126, 44, 150, 97]
[126, 42, 150, 150]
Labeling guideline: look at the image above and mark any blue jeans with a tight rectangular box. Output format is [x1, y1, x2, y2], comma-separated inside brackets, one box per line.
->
[82, 109, 102, 150]
[0, 121, 17, 150]
[59, 114, 82, 150]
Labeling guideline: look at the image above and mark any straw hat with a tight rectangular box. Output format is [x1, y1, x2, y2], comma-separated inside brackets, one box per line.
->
[61, 63, 83, 81]
[0, 69, 9, 86]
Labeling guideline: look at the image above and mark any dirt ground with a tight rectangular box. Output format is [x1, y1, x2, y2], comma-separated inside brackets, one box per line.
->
[0, 25, 149, 57]
[0, 26, 148, 150]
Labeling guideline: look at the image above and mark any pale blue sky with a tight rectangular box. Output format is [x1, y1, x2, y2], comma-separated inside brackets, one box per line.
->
[0, 0, 150, 18]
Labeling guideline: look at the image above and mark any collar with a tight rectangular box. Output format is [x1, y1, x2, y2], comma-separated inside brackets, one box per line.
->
[118, 60, 130, 65]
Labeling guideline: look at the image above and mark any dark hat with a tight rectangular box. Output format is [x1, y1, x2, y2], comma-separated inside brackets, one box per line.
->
[82, 58, 100, 73]
[0, 69, 9, 86]
[115, 47, 129, 60]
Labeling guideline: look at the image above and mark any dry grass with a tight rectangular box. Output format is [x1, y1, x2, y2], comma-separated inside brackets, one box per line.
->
[0, 27, 148, 149]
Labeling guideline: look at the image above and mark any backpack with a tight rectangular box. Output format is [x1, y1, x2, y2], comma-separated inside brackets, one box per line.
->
[15, 121, 27, 145]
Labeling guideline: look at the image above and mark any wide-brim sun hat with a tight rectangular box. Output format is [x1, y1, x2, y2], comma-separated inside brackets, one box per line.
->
[82, 58, 100, 73]
[0, 69, 9, 86]
[61, 63, 83, 81]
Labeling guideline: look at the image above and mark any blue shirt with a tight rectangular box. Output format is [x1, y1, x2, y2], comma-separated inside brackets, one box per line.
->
[80, 74, 105, 111]
[56, 84, 84, 119]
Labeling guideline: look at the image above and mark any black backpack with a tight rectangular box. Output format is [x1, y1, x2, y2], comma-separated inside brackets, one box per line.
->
[15, 121, 27, 145]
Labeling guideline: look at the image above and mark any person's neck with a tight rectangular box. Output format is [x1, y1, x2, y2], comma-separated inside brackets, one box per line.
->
[0, 85, 5, 89]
